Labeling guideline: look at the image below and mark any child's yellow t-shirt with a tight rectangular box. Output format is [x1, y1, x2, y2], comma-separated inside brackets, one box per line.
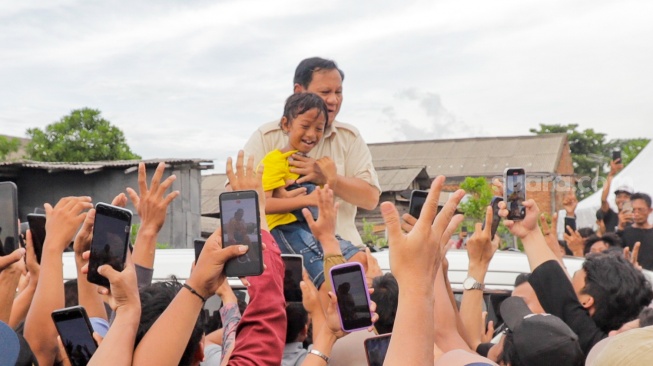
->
[259, 149, 300, 230]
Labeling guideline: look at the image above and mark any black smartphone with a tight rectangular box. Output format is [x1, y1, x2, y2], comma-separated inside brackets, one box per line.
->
[482, 197, 503, 240]
[408, 190, 428, 219]
[193, 238, 206, 263]
[364, 333, 392, 366]
[504, 168, 526, 221]
[329, 262, 372, 332]
[219, 190, 263, 277]
[282, 254, 303, 303]
[612, 149, 621, 162]
[51, 306, 98, 366]
[0, 182, 19, 256]
[564, 217, 577, 236]
[87, 203, 132, 288]
[27, 213, 46, 264]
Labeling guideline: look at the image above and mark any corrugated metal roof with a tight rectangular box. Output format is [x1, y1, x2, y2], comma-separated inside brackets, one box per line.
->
[370, 134, 567, 178]
[0, 158, 214, 171]
[376, 167, 429, 192]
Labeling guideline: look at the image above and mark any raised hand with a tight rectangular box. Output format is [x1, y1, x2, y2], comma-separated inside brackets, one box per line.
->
[563, 227, 585, 257]
[302, 185, 338, 245]
[467, 206, 498, 268]
[126, 162, 179, 235]
[96, 250, 140, 313]
[44, 196, 93, 252]
[498, 199, 539, 239]
[226, 150, 266, 228]
[382, 176, 465, 289]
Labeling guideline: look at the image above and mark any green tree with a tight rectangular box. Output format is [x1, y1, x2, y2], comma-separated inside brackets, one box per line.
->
[458, 177, 493, 222]
[606, 138, 650, 166]
[26, 108, 141, 162]
[0, 136, 20, 161]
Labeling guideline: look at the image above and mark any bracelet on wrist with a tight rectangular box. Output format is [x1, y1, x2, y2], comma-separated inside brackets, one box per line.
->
[183, 283, 207, 303]
[309, 349, 330, 363]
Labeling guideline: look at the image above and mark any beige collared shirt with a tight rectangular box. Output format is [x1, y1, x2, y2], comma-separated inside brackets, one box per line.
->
[243, 120, 381, 247]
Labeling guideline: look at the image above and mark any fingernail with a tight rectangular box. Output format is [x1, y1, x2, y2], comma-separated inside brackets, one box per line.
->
[238, 245, 248, 253]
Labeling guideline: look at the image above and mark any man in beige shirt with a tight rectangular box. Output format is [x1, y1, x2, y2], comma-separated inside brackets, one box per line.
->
[243, 57, 381, 248]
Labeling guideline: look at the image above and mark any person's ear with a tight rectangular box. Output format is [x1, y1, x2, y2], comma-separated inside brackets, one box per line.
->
[580, 295, 595, 311]
[293, 83, 306, 94]
[280, 116, 290, 132]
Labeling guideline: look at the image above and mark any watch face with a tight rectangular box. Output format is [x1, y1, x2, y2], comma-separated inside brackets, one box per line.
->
[463, 277, 475, 290]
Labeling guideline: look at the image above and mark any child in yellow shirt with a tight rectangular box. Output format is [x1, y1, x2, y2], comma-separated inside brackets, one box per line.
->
[262, 93, 361, 288]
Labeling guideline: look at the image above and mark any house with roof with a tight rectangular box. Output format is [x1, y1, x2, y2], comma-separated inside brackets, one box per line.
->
[0, 159, 213, 248]
[363, 133, 575, 230]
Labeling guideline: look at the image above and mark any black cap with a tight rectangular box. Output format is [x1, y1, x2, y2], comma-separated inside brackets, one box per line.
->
[501, 297, 584, 366]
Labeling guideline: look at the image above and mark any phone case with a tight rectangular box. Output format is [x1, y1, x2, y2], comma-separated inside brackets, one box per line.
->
[0, 182, 19, 256]
[329, 262, 373, 332]
[219, 190, 263, 277]
[504, 168, 526, 221]
[52, 306, 98, 362]
[27, 214, 46, 264]
[408, 190, 428, 219]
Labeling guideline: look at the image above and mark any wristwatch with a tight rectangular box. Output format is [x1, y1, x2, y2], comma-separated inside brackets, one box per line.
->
[463, 276, 485, 291]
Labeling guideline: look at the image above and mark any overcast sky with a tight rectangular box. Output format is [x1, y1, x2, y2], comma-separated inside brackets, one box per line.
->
[2, 0, 652, 171]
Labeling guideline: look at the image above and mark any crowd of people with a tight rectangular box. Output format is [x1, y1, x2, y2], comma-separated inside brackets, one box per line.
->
[1, 57, 652, 366]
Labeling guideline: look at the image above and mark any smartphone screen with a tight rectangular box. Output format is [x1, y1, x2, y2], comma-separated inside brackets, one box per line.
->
[564, 217, 577, 236]
[51, 306, 98, 366]
[219, 190, 263, 277]
[193, 238, 206, 263]
[408, 190, 428, 219]
[482, 197, 503, 240]
[364, 333, 392, 366]
[87, 203, 132, 288]
[0, 182, 19, 256]
[613, 150, 621, 162]
[504, 168, 526, 221]
[27, 214, 46, 264]
[282, 254, 303, 303]
[330, 263, 372, 332]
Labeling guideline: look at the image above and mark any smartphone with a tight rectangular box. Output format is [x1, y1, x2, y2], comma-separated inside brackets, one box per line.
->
[219, 190, 263, 277]
[408, 190, 428, 219]
[282, 254, 304, 303]
[482, 197, 503, 240]
[330, 262, 372, 332]
[0, 182, 19, 256]
[87, 203, 132, 288]
[504, 168, 526, 221]
[51, 306, 98, 366]
[27, 213, 46, 264]
[613, 149, 621, 162]
[622, 201, 633, 214]
[564, 217, 577, 236]
[364, 333, 392, 366]
[193, 238, 206, 263]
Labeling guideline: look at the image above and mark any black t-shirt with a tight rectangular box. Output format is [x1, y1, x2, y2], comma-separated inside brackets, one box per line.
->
[599, 208, 619, 233]
[528, 260, 606, 357]
[618, 227, 653, 270]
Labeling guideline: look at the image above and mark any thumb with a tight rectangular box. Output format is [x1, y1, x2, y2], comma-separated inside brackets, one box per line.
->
[0, 247, 26, 271]
[97, 264, 120, 283]
[216, 244, 249, 265]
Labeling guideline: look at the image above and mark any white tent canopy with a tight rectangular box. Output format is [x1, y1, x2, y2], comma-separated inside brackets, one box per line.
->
[576, 142, 653, 229]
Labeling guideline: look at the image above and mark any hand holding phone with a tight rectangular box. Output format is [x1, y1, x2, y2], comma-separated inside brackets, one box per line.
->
[87, 203, 132, 288]
[0, 182, 19, 256]
[330, 262, 373, 332]
[219, 190, 263, 277]
[564, 217, 577, 236]
[52, 306, 98, 366]
[612, 149, 621, 163]
[504, 168, 526, 221]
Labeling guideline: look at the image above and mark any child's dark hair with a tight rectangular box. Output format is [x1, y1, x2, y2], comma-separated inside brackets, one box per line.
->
[280, 93, 329, 129]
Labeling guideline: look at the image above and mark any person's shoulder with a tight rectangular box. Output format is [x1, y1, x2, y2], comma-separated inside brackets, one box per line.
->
[332, 120, 362, 137]
[256, 120, 283, 134]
